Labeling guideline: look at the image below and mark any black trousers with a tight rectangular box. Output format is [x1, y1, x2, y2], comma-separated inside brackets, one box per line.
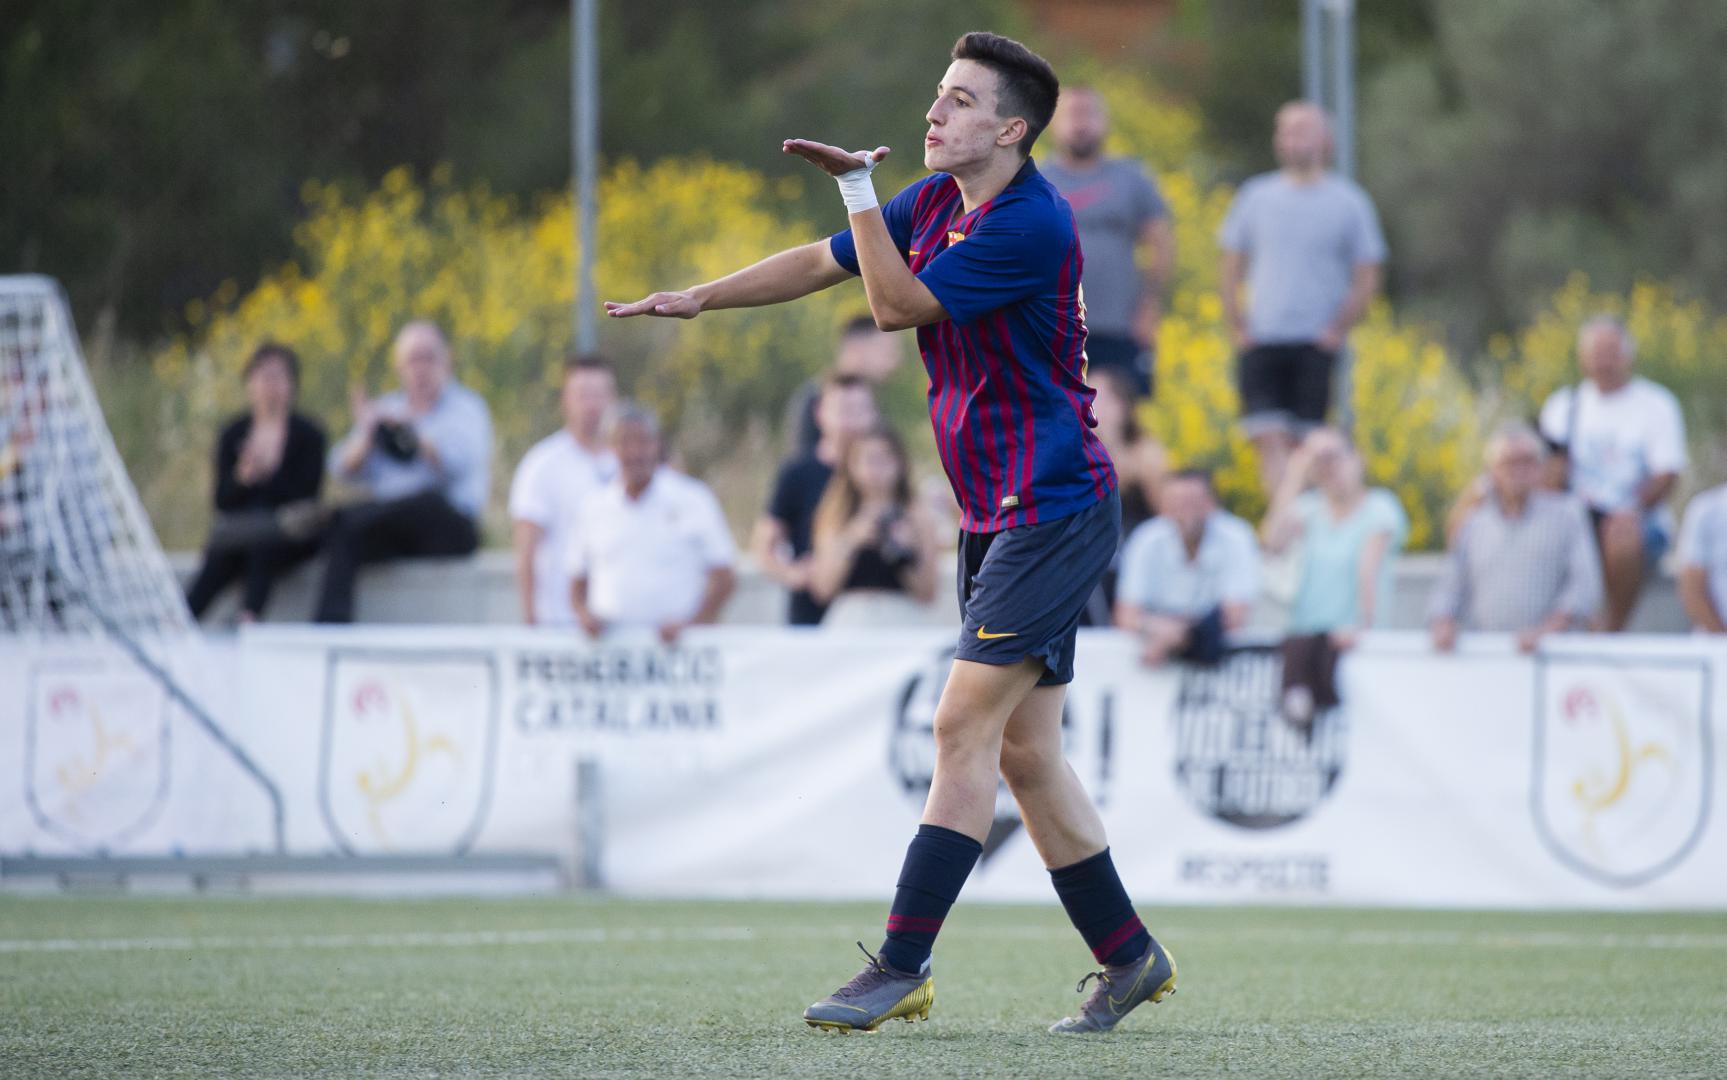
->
[186, 536, 321, 619]
[313, 491, 479, 623]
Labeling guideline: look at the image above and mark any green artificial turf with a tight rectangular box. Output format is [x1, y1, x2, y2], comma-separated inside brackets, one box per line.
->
[2, 895, 1723, 1077]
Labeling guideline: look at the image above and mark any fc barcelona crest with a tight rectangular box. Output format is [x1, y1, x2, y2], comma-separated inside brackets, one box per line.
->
[319, 649, 500, 855]
[1533, 656, 1712, 887]
[24, 658, 171, 849]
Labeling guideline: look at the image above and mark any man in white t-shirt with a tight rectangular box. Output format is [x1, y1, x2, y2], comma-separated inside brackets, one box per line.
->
[1538, 316, 1686, 630]
[1677, 483, 1727, 633]
[566, 403, 737, 644]
[509, 355, 618, 626]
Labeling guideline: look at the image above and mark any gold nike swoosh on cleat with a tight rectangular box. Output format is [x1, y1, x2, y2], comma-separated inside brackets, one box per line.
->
[975, 627, 1018, 640]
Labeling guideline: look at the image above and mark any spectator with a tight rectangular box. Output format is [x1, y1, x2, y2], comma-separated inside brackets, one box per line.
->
[1085, 366, 1165, 624]
[317, 321, 491, 623]
[784, 317, 903, 458]
[1430, 424, 1603, 652]
[1676, 479, 1727, 633]
[567, 403, 736, 644]
[1115, 469, 1259, 667]
[185, 343, 327, 623]
[1041, 85, 1174, 398]
[1089, 367, 1165, 537]
[1263, 427, 1407, 645]
[807, 426, 940, 624]
[752, 373, 878, 625]
[509, 354, 618, 627]
[1219, 101, 1387, 496]
[1538, 315, 1687, 631]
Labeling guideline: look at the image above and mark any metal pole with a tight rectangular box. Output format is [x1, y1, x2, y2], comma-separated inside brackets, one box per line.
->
[1328, 0, 1356, 179]
[572, 0, 599, 355]
[1301, 0, 1324, 104]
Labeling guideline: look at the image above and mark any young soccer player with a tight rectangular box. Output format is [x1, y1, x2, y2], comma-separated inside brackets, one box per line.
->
[606, 30, 1175, 1035]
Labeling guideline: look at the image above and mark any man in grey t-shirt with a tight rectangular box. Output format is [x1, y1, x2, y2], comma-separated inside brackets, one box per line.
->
[1040, 86, 1173, 399]
[1220, 101, 1386, 495]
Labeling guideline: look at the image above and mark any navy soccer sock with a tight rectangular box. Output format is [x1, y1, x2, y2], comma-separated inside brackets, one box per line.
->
[878, 823, 982, 973]
[1049, 847, 1152, 967]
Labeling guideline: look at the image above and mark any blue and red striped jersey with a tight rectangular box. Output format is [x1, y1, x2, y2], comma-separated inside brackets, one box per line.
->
[830, 160, 1115, 534]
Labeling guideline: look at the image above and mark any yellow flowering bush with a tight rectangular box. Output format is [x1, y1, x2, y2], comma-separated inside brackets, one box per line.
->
[131, 86, 1480, 552]
[143, 158, 860, 545]
[1143, 298, 1478, 549]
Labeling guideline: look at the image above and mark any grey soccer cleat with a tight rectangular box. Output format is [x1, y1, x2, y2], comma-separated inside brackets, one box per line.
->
[802, 942, 935, 1033]
[1048, 938, 1177, 1034]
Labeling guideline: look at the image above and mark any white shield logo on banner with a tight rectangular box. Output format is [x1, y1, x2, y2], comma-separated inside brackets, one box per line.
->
[24, 659, 171, 849]
[1534, 657, 1712, 887]
[320, 650, 499, 855]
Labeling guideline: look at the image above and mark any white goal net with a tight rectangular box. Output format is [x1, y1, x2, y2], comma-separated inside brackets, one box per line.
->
[0, 275, 192, 637]
[1, 275, 284, 851]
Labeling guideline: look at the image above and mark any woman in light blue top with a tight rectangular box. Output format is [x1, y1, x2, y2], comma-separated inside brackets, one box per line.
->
[1261, 427, 1407, 643]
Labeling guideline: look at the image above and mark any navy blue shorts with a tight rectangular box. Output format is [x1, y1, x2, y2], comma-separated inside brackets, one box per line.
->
[954, 491, 1122, 686]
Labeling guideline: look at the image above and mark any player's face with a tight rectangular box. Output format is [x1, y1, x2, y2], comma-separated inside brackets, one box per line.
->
[1052, 90, 1107, 159]
[562, 369, 616, 435]
[925, 60, 1020, 172]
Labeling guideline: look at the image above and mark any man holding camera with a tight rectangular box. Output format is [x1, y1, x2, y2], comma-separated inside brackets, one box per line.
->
[317, 320, 493, 623]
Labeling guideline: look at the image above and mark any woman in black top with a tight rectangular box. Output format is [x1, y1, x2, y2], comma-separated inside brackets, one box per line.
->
[185, 343, 327, 621]
[808, 426, 939, 619]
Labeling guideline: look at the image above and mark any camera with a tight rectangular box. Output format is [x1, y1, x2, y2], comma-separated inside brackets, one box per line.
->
[374, 420, 420, 462]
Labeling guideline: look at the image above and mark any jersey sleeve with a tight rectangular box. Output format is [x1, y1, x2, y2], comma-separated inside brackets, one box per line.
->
[1348, 186, 1389, 266]
[1115, 521, 1160, 610]
[1219, 517, 1261, 604]
[917, 199, 1067, 326]
[765, 461, 799, 523]
[1133, 166, 1170, 225]
[508, 445, 554, 526]
[1367, 489, 1410, 548]
[563, 509, 592, 579]
[828, 176, 932, 274]
[691, 486, 739, 568]
[1217, 181, 1255, 254]
[1678, 493, 1712, 567]
[1647, 386, 1688, 474]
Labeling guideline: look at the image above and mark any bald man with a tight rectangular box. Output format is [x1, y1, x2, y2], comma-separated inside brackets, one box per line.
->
[319, 320, 493, 622]
[1040, 86, 1173, 399]
[1220, 101, 1386, 496]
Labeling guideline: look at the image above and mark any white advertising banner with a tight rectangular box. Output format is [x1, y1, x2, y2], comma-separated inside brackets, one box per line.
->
[1, 627, 1722, 908]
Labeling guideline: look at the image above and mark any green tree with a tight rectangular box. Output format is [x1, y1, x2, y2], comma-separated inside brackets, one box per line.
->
[1362, 0, 1727, 349]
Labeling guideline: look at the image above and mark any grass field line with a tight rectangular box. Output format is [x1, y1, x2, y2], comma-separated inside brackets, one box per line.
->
[5, 921, 1727, 955]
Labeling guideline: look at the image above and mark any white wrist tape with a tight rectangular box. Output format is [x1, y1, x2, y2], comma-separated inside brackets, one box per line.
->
[835, 152, 880, 214]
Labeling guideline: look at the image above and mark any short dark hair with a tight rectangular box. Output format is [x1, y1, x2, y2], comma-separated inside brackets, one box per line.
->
[950, 31, 1060, 158]
[841, 314, 880, 339]
[1169, 467, 1216, 494]
[563, 352, 615, 378]
[821, 371, 872, 395]
[244, 341, 300, 387]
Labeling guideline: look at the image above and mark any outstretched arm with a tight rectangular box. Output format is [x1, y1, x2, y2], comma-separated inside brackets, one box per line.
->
[605, 239, 851, 320]
[782, 140, 947, 332]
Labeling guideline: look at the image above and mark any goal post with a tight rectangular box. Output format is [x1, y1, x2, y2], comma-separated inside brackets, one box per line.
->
[1, 274, 285, 852]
